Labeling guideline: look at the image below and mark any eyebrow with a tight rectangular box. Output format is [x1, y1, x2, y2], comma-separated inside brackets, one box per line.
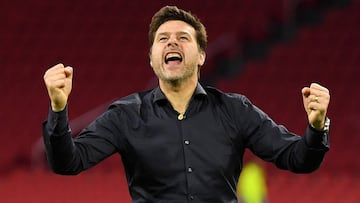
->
[157, 31, 192, 36]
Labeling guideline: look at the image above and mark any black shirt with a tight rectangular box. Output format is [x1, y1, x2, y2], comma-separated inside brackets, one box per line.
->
[42, 83, 329, 203]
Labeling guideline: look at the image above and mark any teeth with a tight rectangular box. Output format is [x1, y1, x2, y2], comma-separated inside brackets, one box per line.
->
[166, 53, 182, 60]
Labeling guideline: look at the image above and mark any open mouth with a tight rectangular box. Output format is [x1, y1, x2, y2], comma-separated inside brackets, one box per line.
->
[165, 53, 183, 64]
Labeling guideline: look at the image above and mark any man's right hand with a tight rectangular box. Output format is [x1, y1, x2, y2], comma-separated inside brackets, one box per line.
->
[43, 63, 73, 112]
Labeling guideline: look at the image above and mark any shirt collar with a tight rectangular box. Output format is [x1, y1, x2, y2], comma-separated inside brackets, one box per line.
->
[153, 82, 207, 104]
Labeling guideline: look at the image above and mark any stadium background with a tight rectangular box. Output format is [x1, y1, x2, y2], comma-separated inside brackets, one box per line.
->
[0, 0, 359, 202]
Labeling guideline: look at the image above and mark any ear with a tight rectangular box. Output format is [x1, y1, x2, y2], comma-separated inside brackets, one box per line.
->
[198, 51, 206, 66]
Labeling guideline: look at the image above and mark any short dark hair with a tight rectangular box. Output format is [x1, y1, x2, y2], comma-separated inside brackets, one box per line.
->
[149, 6, 207, 52]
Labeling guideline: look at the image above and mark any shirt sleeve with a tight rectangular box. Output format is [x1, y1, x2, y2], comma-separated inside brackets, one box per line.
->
[42, 105, 78, 174]
[235, 96, 330, 174]
[304, 124, 330, 149]
[42, 105, 118, 175]
[274, 125, 330, 173]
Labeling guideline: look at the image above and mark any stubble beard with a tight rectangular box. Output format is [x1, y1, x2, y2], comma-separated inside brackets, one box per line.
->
[155, 63, 197, 86]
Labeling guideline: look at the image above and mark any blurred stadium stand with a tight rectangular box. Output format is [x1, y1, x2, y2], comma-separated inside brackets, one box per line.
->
[0, 0, 359, 202]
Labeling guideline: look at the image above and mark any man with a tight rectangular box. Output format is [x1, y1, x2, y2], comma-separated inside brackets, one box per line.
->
[43, 6, 330, 203]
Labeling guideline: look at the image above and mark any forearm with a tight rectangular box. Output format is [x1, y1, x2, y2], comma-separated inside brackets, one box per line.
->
[275, 125, 329, 173]
[42, 106, 83, 175]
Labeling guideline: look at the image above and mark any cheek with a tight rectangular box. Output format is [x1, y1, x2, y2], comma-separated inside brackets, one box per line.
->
[150, 48, 162, 64]
[150, 55, 161, 67]
[150, 57, 164, 72]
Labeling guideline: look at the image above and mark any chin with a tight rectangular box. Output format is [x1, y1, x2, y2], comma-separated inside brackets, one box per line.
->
[163, 77, 182, 83]
[158, 75, 184, 84]
[157, 69, 195, 83]
[161, 72, 184, 81]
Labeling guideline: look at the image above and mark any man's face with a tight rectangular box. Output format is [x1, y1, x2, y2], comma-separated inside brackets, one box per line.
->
[149, 20, 205, 83]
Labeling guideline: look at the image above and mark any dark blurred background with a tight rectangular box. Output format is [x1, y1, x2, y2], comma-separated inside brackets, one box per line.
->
[0, 0, 359, 202]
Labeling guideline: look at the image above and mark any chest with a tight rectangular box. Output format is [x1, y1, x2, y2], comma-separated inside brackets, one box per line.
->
[122, 107, 243, 177]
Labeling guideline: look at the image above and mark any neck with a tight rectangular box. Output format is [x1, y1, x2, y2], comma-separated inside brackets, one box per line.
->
[159, 77, 197, 114]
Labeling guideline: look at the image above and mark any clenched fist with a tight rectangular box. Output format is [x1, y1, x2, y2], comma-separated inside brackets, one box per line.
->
[43, 63, 73, 112]
[302, 83, 330, 130]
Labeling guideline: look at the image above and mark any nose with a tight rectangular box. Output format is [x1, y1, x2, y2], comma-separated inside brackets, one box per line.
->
[167, 37, 178, 47]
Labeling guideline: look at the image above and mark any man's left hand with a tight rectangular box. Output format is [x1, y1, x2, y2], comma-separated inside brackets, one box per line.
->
[302, 83, 330, 130]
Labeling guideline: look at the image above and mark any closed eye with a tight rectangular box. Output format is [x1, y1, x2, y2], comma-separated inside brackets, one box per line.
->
[179, 36, 188, 41]
[159, 37, 168, 42]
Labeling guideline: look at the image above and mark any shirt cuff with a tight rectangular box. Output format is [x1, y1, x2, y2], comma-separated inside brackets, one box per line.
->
[304, 124, 330, 150]
[46, 105, 70, 136]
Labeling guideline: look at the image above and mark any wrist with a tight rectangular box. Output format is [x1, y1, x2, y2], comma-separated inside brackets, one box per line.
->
[51, 102, 67, 112]
[310, 117, 330, 133]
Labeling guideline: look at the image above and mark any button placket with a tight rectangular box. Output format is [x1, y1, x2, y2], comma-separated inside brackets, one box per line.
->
[189, 195, 195, 200]
[178, 113, 195, 199]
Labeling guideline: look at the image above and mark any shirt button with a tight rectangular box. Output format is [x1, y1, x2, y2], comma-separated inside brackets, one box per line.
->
[188, 167, 193, 173]
[178, 113, 185, 120]
[184, 140, 190, 145]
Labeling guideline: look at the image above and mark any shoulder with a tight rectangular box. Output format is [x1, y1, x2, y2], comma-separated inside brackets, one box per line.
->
[204, 86, 265, 120]
[204, 86, 252, 107]
[205, 86, 271, 130]
[108, 89, 154, 110]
